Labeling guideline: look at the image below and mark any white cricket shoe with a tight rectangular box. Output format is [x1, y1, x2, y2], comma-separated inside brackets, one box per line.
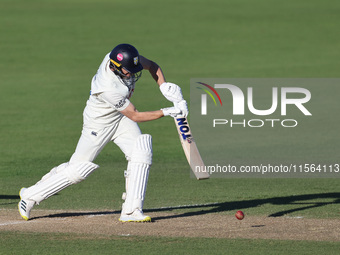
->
[119, 209, 151, 222]
[18, 188, 35, 221]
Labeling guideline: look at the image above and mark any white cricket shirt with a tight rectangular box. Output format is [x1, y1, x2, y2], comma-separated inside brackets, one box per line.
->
[83, 53, 135, 128]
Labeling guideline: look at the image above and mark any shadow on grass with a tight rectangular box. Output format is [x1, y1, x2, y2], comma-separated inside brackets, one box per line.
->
[0, 195, 20, 205]
[148, 192, 340, 221]
[2, 192, 339, 221]
[32, 211, 120, 219]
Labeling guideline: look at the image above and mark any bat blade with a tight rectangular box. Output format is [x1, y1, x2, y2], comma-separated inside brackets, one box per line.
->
[174, 117, 210, 180]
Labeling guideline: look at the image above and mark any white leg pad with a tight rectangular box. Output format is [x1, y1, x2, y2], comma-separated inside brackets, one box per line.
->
[22, 161, 99, 203]
[36, 162, 69, 185]
[63, 161, 99, 184]
[122, 163, 150, 214]
[130, 134, 153, 165]
[122, 134, 152, 214]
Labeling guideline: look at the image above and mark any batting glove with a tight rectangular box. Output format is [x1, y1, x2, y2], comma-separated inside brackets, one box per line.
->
[160, 82, 184, 103]
[161, 107, 182, 118]
[174, 100, 188, 117]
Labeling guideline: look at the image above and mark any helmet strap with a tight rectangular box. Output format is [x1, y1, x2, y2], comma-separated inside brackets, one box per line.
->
[109, 60, 142, 88]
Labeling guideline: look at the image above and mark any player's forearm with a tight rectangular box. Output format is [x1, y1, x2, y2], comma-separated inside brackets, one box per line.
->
[120, 103, 164, 123]
[151, 64, 166, 86]
[126, 110, 164, 123]
[140, 56, 166, 85]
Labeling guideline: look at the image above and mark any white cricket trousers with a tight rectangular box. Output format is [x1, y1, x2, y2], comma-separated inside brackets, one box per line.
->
[69, 116, 142, 163]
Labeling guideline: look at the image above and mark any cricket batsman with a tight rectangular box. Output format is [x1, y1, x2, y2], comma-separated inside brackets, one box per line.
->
[18, 43, 188, 222]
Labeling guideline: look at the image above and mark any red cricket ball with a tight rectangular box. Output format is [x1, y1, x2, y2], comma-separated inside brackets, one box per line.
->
[235, 210, 244, 220]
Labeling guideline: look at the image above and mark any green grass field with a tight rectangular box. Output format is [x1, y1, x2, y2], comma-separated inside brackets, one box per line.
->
[0, 0, 339, 254]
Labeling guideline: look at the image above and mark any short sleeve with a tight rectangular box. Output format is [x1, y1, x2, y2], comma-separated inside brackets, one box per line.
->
[98, 91, 130, 111]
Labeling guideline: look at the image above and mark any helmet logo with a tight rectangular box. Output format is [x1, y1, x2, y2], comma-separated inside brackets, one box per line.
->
[134, 56, 138, 65]
[117, 53, 124, 61]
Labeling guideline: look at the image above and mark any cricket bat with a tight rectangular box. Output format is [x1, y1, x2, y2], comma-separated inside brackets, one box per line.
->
[174, 117, 210, 180]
